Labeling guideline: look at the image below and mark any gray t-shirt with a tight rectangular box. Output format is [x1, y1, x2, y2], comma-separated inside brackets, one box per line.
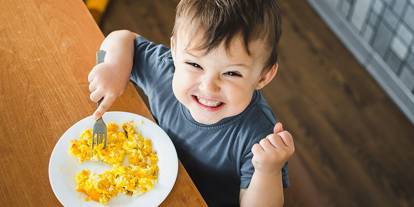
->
[130, 36, 289, 206]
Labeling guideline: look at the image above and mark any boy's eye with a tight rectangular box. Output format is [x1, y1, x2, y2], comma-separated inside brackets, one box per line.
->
[224, 71, 242, 77]
[185, 62, 202, 69]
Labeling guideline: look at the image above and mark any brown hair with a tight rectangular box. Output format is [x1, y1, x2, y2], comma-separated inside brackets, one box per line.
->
[172, 0, 282, 70]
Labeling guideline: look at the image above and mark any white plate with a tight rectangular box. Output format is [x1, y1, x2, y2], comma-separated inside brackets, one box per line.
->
[49, 111, 178, 207]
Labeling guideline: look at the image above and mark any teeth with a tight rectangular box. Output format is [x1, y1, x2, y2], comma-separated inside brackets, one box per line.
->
[198, 97, 221, 107]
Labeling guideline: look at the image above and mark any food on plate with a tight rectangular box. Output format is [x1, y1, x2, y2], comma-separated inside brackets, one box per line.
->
[69, 121, 159, 204]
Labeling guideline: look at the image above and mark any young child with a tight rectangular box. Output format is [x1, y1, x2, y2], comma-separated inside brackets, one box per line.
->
[87, 0, 295, 206]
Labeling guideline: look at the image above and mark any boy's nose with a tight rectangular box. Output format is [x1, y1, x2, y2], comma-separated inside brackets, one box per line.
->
[199, 76, 220, 93]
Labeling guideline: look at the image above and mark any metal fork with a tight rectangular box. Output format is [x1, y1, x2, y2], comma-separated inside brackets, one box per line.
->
[92, 50, 108, 152]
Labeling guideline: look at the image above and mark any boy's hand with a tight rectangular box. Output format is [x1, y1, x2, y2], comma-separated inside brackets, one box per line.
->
[251, 122, 295, 175]
[88, 62, 129, 119]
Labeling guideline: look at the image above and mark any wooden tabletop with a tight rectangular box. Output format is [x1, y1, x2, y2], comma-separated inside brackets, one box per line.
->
[0, 0, 206, 206]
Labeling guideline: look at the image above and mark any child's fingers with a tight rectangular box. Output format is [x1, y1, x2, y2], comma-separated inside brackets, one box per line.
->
[259, 138, 275, 152]
[90, 89, 104, 103]
[251, 143, 264, 155]
[88, 79, 98, 92]
[93, 104, 106, 120]
[93, 109, 103, 120]
[277, 131, 294, 149]
[93, 95, 116, 120]
[87, 67, 98, 83]
[274, 122, 283, 134]
[267, 134, 287, 148]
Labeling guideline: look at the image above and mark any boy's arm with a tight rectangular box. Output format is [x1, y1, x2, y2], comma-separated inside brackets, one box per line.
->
[239, 123, 294, 207]
[240, 172, 284, 206]
[88, 30, 137, 119]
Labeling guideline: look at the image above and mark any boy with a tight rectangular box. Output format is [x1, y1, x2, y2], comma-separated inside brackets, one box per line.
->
[87, 0, 295, 206]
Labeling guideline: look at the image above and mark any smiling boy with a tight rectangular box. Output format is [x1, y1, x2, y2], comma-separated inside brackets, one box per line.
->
[88, 0, 295, 206]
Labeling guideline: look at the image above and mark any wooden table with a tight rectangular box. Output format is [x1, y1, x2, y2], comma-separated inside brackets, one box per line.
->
[0, 0, 207, 206]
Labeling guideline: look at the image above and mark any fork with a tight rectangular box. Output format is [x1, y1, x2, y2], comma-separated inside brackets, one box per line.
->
[92, 50, 108, 152]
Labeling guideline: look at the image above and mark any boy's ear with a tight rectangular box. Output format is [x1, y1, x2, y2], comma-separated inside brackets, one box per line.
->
[256, 64, 278, 90]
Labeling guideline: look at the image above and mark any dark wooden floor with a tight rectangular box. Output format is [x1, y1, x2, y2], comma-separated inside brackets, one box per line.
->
[99, 0, 414, 206]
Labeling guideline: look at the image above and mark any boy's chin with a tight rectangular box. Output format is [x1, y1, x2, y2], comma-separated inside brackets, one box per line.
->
[190, 111, 223, 125]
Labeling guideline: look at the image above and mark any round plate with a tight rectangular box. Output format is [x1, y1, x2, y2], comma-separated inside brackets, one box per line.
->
[49, 111, 178, 207]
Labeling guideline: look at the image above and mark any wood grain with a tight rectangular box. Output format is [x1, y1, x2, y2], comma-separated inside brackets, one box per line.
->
[100, 0, 414, 206]
[0, 0, 206, 206]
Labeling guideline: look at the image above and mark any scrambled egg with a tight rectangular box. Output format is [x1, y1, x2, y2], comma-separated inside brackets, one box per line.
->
[69, 121, 159, 204]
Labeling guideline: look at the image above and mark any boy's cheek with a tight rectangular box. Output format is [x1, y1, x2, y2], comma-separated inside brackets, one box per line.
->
[173, 71, 188, 85]
[175, 68, 198, 83]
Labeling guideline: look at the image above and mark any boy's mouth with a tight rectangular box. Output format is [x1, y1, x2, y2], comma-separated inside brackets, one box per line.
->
[192, 95, 224, 111]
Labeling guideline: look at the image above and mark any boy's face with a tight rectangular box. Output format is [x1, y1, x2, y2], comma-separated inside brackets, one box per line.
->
[171, 26, 277, 125]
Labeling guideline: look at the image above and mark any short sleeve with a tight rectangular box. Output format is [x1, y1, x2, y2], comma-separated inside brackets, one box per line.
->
[240, 150, 255, 188]
[130, 36, 171, 96]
